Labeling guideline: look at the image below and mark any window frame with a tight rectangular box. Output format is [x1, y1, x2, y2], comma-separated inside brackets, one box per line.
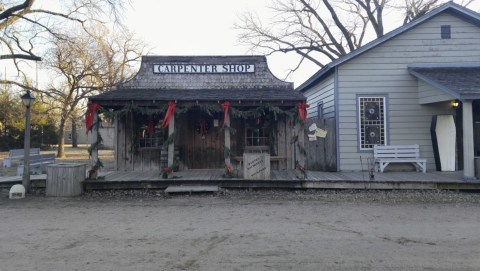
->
[317, 102, 324, 120]
[357, 95, 388, 151]
[245, 126, 270, 147]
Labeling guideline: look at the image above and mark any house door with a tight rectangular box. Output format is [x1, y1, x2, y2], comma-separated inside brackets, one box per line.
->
[177, 111, 224, 169]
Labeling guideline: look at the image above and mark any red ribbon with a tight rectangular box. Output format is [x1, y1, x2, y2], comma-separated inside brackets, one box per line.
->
[199, 118, 206, 136]
[85, 101, 101, 134]
[297, 102, 310, 122]
[221, 101, 230, 127]
[161, 101, 176, 128]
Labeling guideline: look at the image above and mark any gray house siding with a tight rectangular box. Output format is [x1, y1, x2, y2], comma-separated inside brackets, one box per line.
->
[418, 80, 458, 104]
[336, 12, 480, 171]
[303, 74, 336, 120]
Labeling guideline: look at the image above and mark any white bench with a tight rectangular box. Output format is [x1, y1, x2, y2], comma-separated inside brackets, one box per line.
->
[17, 153, 56, 176]
[3, 148, 40, 168]
[374, 144, 426, 173]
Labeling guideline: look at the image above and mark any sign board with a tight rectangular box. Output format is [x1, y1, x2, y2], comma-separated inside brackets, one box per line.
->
[243, 153, 270, 180]
[153, 64, 255, 74]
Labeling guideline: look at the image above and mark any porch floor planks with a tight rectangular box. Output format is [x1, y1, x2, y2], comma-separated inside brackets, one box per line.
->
[90, 169, 469, 183]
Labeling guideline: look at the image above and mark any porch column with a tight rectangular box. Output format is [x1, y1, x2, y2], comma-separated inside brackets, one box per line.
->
[462, 100, 475, 179]
[295, 123, 306, 167]
[168, 115, 175, 168]
[224, 116, 231, 167]
[90, 111, 99, 172]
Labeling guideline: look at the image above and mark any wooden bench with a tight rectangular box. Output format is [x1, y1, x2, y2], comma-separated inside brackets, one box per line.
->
[17, 153, 56, 176]
[374, 144, 426, 173]
[3, 148, 40, 168]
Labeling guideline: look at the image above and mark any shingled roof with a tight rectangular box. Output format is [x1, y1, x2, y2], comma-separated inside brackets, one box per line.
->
[89, 55, 304, 106]
[408, 65, 480, 100]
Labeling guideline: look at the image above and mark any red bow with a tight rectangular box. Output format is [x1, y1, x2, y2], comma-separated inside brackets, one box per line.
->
[221, 101, 230, 127]
[297, 102, 310, 122]
[199, 118, 206, 136]
[85, 102, 101, 134]
[161, 101, 176, 128]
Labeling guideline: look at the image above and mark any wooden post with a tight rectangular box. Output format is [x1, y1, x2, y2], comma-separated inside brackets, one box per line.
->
[22, 103, 31, 191]
[296, 122, 306, 167]
[224, 116, 231, 167]
[462, 100, 475, 179]
[90, 112, 99, 174]
[168, 115, 175, 168]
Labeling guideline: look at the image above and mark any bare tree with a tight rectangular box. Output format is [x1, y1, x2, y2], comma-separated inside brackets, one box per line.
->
[236, 0, 476, 75]
[0, 0, 125, 71]
[39, 28, 145, 158]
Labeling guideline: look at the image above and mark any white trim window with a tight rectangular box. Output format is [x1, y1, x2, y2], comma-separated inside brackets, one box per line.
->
[358, 96, 386, 150]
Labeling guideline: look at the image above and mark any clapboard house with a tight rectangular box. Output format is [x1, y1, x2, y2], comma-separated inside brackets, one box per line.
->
[297, 2, 480, 179]
[88, 55, 306, 174]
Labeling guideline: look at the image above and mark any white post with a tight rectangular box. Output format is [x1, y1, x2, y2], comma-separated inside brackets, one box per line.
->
[168, 115, 175, 168]
[224, 116, 231, 167]
[462, 100, 475, 179]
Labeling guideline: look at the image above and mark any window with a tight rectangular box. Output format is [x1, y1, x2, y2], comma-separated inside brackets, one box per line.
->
[317, 102, 324, 120]
[358, 96, 386, 150]
[140, 124, 165, 148]
[441, 25, 451, 39]
[246, 127, 269, 146]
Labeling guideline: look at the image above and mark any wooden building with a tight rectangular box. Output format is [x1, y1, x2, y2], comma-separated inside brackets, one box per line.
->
[297, 2, 480, 179]
[88, 56, 306, 176]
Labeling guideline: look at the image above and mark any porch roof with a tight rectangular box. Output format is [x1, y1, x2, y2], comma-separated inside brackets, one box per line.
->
[408, 65, 480, 100]
[89, 87, 305, 106]
[89, 55, 305, 106]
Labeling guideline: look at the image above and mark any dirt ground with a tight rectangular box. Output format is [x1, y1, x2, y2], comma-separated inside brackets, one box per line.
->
[1, 190, 480, 271]
[1, 147, 480, 270]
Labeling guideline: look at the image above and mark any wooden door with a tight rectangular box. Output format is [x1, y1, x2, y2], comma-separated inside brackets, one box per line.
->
[178, 112, 224, 169]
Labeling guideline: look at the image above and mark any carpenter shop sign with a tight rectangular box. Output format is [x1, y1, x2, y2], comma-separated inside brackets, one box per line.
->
[153, 64, 255, 74]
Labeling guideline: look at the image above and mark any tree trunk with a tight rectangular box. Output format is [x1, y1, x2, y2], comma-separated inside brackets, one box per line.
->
[71, 119, 78, 148]
[57, 118, 66, 158]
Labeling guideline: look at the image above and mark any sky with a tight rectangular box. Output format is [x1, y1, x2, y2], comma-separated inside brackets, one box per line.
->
[123, 0, 480, 88]
[124, 0, 317, 87]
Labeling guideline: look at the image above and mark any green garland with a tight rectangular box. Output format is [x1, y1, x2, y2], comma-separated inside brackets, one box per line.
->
[162, 131, 176, 150]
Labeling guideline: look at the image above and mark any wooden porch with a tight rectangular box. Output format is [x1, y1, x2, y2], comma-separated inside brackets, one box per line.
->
[83, 169, 479, 191]
[1, 169, 478, 191]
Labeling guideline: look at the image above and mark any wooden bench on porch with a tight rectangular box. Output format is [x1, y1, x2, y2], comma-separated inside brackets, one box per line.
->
[3, 148, 41, 168]
[17, 153, 56, 176]
[374, 144, 426, 173]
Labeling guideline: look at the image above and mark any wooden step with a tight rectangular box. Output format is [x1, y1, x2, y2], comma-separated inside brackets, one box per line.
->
[164, 185, 219, 195]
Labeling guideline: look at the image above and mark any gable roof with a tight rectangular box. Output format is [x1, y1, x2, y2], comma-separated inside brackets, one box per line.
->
[296, 2, 480, 92]
[408, 64, 480, 100]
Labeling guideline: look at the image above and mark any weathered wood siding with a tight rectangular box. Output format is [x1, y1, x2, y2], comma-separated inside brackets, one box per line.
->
[176, 113, 224, 169]
[337, 13, 480, 171]
[305, 118, 337, 171]
[115, 113, 164, 171]
[303, 74, 336, 120]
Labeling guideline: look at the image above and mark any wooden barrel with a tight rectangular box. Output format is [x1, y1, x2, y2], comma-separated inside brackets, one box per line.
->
[46, 163, 86, 196]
